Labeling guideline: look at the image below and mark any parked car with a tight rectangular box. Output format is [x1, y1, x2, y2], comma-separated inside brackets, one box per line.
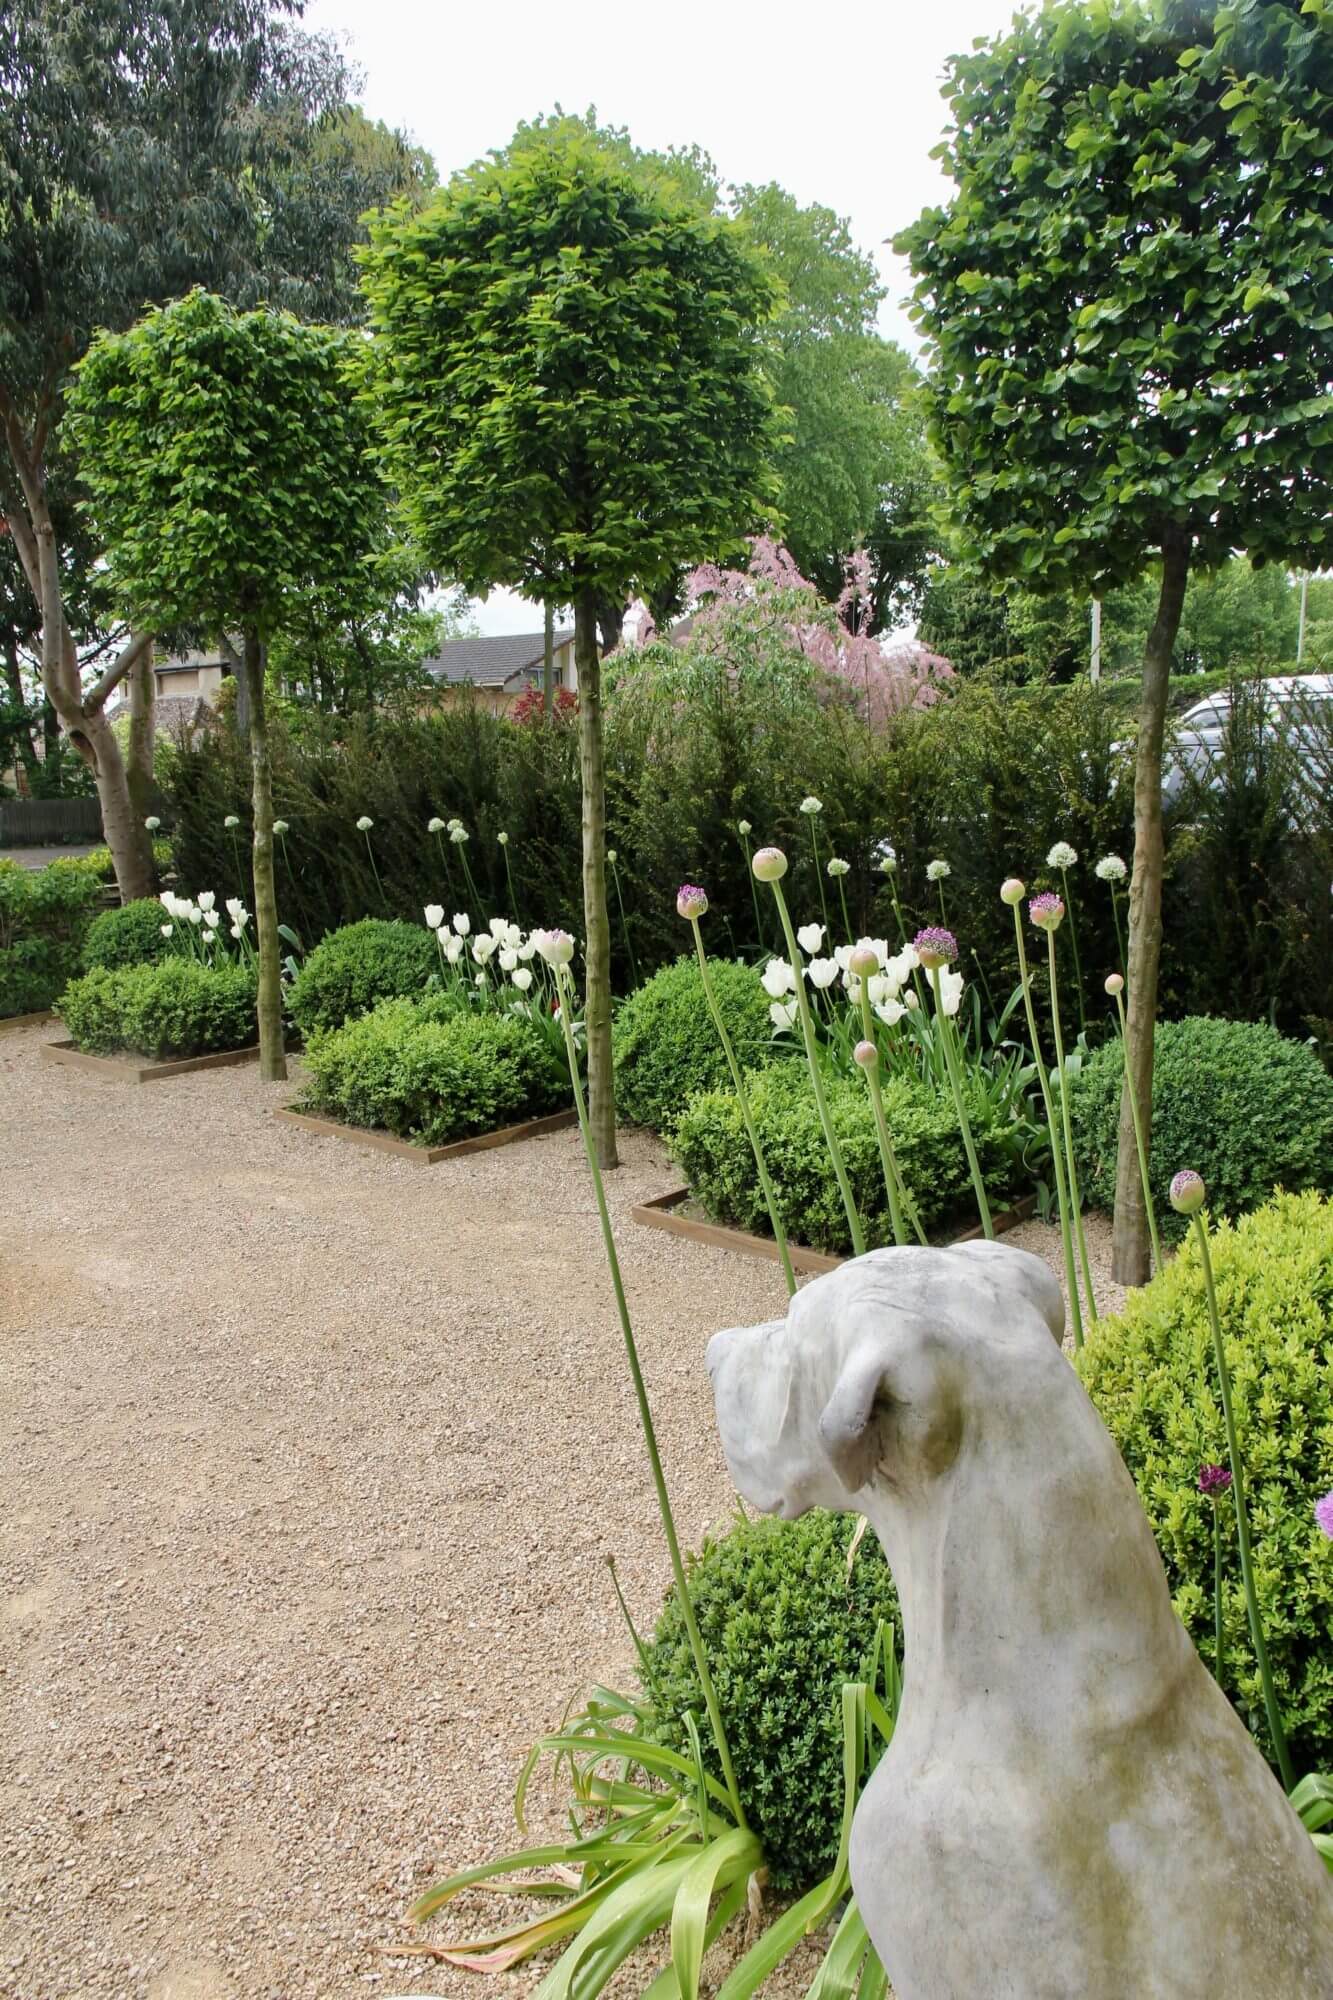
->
[1162, 672, 1333, 809]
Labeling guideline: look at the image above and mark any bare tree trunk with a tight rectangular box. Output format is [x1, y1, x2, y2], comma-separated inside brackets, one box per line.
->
[0, 625, 41, 791]
[126, 638, 156, 831]
[243, 627, 286, 1083]
[575, 589, 617, 1168]
[543, 599, 554, 720]
[1112, 530, 1190, 1285]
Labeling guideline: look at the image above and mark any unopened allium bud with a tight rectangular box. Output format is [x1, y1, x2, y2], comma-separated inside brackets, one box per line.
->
[827, 857, 850, 878]
[1095, 854, 1127, 882]
[1000, 877, 1025, 906]
[853, 1039, 879, 1069]
[533, 928, 575, 968]
[1047, 841, 1078, 870]
[677, 884, 708, 921]
[926, 858, 951, 882]
[848, 945, 880, 978]
[1169, 1169, 1206, 1215]
[1105, 972, 1125, 996]
[752, 846, 788, 882]
[1029, 892, 1065, 931]
[913, 926, 958, 969]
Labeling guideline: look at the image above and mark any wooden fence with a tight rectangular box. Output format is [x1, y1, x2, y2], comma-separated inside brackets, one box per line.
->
[0, 797, 104, 847]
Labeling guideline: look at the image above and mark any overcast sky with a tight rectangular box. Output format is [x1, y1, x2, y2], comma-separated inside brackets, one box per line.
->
[307, 0, 1021, 633]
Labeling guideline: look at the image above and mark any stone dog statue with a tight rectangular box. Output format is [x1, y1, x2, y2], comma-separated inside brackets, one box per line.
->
[706, 1240, 1333, 1999]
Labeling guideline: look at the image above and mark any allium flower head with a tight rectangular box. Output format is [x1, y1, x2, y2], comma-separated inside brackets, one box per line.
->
[498, 830, 509, 846]
[1047, 841, 1079, 870]
[449, 824, 468, 845]
[926, 858, 951, 882]
[799, 796, 823, 816]
[752, 846, 788, 882]
[853, 1039, 879, 1069]
[1000, 877, 1025, 906]
[606, 849, 617, 865]
[1105, 972, 1125, 996]
[827, 857, 850, 878]
[356, 815, 373, 832]
[533, 928, 575, 968]
[1315, 1491, 1333, 1540]
[737, 819, 752, 836]
[144, 814, 161, 831]
[1095, 854, 1127, 883]
[272, 819, 288, 836]
[428, 816, 445, 834]
[879, 854, 897, 876]
[1169, 1169, 1206, 1215]
[913, 926, 958, 969]
[1029, 892, 1065, 931]
[224, 814, 239, 829]
[676, 884, 708, 921]
[1198, 1464, 1233, 1499]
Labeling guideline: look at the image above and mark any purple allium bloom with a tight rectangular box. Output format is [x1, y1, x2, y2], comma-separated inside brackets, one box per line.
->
[1029, 892, 1065, 931]
[1170, 1168, 1206, 1215]
[676, 884, 708, 921]
[913, 925, 958, 969]
[1316, 1491, 1333, 1540]
[1198, 1463, 1233, 1499]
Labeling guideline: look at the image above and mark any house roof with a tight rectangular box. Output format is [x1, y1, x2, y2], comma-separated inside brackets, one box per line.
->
[422, 629, 573, 688]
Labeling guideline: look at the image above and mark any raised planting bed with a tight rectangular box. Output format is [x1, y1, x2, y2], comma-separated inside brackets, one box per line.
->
[631, 1187, 1038, 1272]
[274, 1104, 578, 1165]
[40, 1038, 259, 1084]
[0, 1008, 56, 1031]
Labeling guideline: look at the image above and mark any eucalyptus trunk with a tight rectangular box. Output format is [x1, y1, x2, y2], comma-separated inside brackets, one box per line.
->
[575, 589, 617, 1169]
[1112, 531, 1189, 1285]
[243, 626, 286, 1083]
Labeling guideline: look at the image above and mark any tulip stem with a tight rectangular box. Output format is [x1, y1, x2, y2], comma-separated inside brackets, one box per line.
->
[690, 921, 797, 1296]
[1192, 1213, 1293, 1791]
[1110, 984, 1162, 1273]
[857, 989, 922, 1246]
[929, 962, 994, 1241]
[1046, 926, 1097, 1328]
[1012, 911, 1083, 1348]
[551, 960, 748, 1831]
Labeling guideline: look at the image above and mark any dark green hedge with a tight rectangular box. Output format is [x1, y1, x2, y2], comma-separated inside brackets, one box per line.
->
[0, 858, 106, 1017]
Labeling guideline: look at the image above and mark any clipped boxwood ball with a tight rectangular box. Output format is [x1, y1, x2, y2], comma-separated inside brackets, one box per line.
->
[612, 953, 777, 1134]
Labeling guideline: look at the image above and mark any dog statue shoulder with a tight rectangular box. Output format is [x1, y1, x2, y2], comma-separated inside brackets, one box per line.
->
[707, 1240, 1333, 2000]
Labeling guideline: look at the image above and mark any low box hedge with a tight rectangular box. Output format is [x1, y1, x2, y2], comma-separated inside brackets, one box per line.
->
[56, 959, 257, 1060]
[0, 858, 107, 1017]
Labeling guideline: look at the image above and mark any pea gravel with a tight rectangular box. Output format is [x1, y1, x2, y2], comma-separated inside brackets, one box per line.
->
[0, 1020, 1122, 1999]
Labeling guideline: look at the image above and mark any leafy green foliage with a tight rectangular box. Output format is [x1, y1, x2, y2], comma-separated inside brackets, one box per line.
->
[1070, 1017, 1333, 1238]
[1078, 1191, 1333, 1770]
[357, 127, 783, 605]
[897, 1, 1333, 595]
[0, 858, 105, 1015]
[643, 1509, 897, 1893]
[298, 1000, 567, 1144]
[673, 1060, 1020, 1254]
[57, 958, 256, 1057]
[612, 953, 778, 1132]
[83, 897, 173, 971]
[286, 918, 437, 1040]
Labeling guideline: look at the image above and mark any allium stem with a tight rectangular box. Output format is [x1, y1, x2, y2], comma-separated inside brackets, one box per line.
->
[690, 921, 796, 1296]
[807, 818, 831, 936]
[1110, 984, 1162, 1272]
[885, 876, 910, 951]
[227, 827, 245, 898]
[551, 961, 748, 1830]
[502, 845, 519, 923]
[1045, 927, 1097, 1329]
[363, 831, 388, 914]
[1060, 866, 1087, 1038]
[929, 964, 994, 1241]
[738, 827, 765, 954]
[835, 875, 854, 947]
[432, 829, 457, 903]
[767, 878, 866, 1256]
[457, 846, 483, 920]
[1012, 910, 1083, 1349]
[1213, 1503, 1225, 1692]
[937, 879, 949, 926]
[1192, 1213, 1294, 1791]
[857, 990, 923, 1247]
[609, 854, 638, 991]
[1109, 882, 1127, 984]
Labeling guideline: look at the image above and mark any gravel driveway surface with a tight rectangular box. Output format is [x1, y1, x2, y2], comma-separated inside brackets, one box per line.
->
[0, 1020, 1120, 1999]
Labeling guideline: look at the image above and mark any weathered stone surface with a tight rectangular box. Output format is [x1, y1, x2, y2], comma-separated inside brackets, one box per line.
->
[707, 1241, 1333, 1999]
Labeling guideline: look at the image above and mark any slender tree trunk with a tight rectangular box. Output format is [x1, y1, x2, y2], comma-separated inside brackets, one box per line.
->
[575, 589, 617, 1168]
[1, 625, 41, 791]
[1112, 530, 1190, 1285]
[244, 627, 286, 1083]
[543, 600, 554, 719]
[126, 638, 156, 830]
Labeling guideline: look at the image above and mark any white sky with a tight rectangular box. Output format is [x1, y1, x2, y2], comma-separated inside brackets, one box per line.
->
[307, 0, 1019, 633]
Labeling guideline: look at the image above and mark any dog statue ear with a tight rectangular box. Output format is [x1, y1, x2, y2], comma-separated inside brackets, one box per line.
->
[818, 1338, 895, 1494]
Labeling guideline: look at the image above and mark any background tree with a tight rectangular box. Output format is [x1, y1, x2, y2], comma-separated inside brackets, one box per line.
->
[68, 290, 386, 1080]
[897, 0, 1333, 1281]
[360, 129, 783, 1164]
[0, 0, 427, 898]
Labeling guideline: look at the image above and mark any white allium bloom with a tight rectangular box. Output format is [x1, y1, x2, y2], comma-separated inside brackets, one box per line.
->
[800, 796, 823, 816]
[498, 831, 509, 846]
[447, 817, 462, 832]
[428, 817, 445, 834]
[452, 913, 471, 936]
[738, 819, 752, 836]
[761, 958, 796, 998]
[224, 814, 239, 829]
[875, 997, 907, 1027]
[1047, 841, 1079, 869]
[769, 999, 798, 1030]
[472, 935, 496, 963]
[444, 935, 464, 964]
[203, 909, 220, 929]
[511, 967, 533, 992]
[796, 921, 824, 954]
[225, 897, 245, 921]
[425, 904, 445, 930]
[144, 815, 161, 831]
[606, 849, 617, 865]
[879, 854, 897, 876]
[160, 923, 173, 938]
[926, 858, 951, 882]
[449, 825, 469, 845]
[937, 966, 965, 1017]
[1095, 853, 1127, 882]
[827, 857, 850, 878]
[197, 891, 215, 911]
[356, 815, 374, 832]
[807, 957, 840, 990]
[499, 947, 519, 973]
[272, 819, 288, 836]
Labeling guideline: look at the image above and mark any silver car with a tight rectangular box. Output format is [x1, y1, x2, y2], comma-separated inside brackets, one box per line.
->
[1162, 672, 1333, 810]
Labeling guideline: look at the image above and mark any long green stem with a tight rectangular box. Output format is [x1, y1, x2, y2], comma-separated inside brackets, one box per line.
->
[432, 829, 457, 905]
[807, 818, 831, 935]
[857, 988, 923, 1246]
[457, 844, 482, 917]
[690, 921, 796, 1296]
[768, 880, 866, 1256]
[740, 830, 765, 953]
[610, 857, 638, 991]
[936, 879, 949, 926]
[885, 875, 910, 950]
[502, 845, 519, 923]
[1061, 867, 1088, 1039]
[834, 875, 853, 947]
[552, 961, 748, 1829]
[364, 832, 388, 914]
[1109, 882, 1127, 983]
[929, 963, 994, 1240]
[1046, 927, 1097, 1326]
[1111, 985, 1163, 1272]
[1013, 911, 1083, 1349]
[1193, 1215, 1293, 1791]
[1213, 1503, 1225, 1691]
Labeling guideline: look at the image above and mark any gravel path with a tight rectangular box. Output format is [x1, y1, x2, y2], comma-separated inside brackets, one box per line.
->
[0, 1020, 1123, 2000]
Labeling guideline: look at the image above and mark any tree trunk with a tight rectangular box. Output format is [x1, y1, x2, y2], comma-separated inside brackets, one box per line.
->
[575, 589, 617, 1168]
[543, 599, 554, 720]
[126, 638, 156, 830]
[1112, 530, 1190, 1285]
[244, 627, 286, 1083]
[1, 625, 41, 791]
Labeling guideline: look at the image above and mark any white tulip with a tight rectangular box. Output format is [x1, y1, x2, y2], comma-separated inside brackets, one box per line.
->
[517, 939, 537, 962]
[807, 957, 840, 990]
[444, 935, 464, 964]
[511, 967, 533, 992]
[160, 923, 173, 938]
[197, 890, 216, 911]
[225, 897, 244, 921]
[937, 966, 965, 1017]
[769, 999, 798, 1030]
[425, 904, 445, 930]
[875, 998, 908, 1027]
[203, 909, 220, 929]
[761, 958, 796, 998]
[867, 974, 893, 1006]
[475, 971, 487, 987]
[158, 890, 174, 909]
[452, 913, 471, 936]
[187, 905, 203, 925]
[796, 921, 824, 954]
[229, 923, 243, 940]
[472, 935, 495, 963]
[499, 948, 519, 972]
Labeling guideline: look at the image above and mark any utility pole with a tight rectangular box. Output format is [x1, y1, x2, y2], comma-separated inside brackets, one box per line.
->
[1090, 597, 1102, 682]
